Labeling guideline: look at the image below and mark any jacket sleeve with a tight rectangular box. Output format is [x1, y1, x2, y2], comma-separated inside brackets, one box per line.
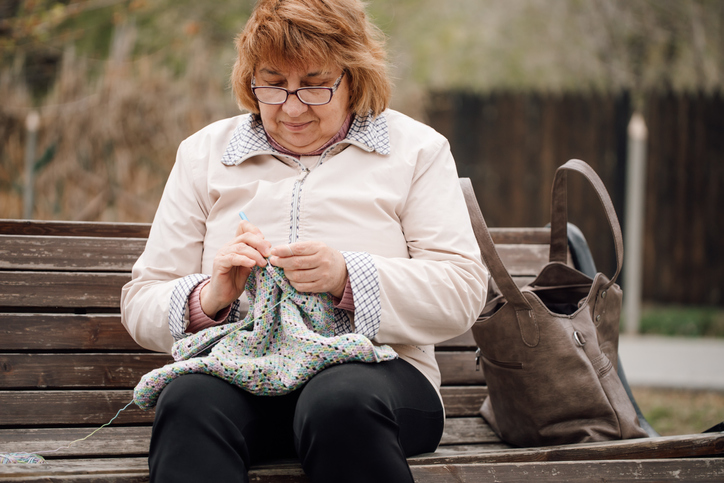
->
[120, 139, 212, 354]
[372, 135, 489, 345]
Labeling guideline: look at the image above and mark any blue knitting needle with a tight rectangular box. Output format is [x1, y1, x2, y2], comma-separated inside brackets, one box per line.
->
[239, 211, 274, 261]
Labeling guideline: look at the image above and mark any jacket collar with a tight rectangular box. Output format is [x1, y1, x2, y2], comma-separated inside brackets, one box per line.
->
[220, 111, 390, 166]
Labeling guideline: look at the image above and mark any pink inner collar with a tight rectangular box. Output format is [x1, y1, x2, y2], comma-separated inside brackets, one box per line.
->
[265, 112, 354, 159]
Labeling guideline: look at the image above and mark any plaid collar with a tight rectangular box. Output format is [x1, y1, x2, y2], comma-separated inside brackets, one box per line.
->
[220, 111, 391, 166]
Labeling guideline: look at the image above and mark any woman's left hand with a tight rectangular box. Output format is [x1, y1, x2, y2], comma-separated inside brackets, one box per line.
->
[269, 241, 348, 298]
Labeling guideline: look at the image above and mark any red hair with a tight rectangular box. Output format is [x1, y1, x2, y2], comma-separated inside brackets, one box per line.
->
[231, 0, 391, 117]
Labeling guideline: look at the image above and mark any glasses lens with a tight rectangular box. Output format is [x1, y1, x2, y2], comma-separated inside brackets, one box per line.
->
[254, 87, 287, 104]
[297, 88, 332, 105]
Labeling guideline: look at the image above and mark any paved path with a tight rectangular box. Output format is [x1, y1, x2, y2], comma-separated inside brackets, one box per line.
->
[619, 335, 724, 391]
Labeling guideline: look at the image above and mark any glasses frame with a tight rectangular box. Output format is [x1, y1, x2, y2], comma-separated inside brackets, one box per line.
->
[251, 72, 345, 106]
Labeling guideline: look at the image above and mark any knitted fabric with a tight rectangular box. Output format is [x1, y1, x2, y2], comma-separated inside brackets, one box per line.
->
[134, 264, 397, 409]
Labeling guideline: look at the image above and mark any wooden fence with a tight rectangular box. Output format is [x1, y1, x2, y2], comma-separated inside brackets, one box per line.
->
[426, 91, 724, 306]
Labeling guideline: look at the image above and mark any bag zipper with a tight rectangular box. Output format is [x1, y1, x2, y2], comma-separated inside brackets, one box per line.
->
[481, 352, 524, 370]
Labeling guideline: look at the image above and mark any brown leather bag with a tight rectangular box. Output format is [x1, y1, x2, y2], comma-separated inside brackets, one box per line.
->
[461, 159, 648, 447]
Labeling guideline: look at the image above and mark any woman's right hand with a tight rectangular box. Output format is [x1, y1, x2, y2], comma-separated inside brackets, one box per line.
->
[199, 220, 271, 317]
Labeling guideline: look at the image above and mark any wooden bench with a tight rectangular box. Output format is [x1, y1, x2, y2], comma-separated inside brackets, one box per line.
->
[1, 215, 723, 482]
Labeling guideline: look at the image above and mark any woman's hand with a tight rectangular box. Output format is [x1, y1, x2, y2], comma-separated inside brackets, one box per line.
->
[269, 241, 348, 298]
[200, 221, 271, 317]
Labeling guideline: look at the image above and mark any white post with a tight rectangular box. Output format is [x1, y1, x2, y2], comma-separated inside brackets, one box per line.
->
[624, 112, 648, 335]
[23, 111, 40, 220]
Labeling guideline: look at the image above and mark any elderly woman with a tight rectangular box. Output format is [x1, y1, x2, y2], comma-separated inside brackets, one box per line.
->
[121, 0, 488, 482]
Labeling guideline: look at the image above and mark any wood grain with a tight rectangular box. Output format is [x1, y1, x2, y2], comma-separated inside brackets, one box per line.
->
[0, 417, 501, 459]
[409, 458, 724, 482]
[0, 220, 151, 238]
[2, 457, 722, 482]
[0, 388, 486, 426]
[436, 351, 485, 385]
[0, 353, 172, 389]
[0, 314, 142, 351]
[439, 386, 488, 417]
[0, 390, 154, 426]
[0, 272, 130, 308]
[0, 235, 145, 272]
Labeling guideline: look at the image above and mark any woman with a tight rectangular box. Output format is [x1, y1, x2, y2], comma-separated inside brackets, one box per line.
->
[121, 0, 488, 481]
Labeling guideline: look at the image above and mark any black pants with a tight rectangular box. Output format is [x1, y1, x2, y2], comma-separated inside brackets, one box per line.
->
[149, 359, 444, 483]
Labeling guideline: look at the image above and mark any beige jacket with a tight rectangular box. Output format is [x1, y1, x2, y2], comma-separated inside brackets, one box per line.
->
[120, 109, 488, 395]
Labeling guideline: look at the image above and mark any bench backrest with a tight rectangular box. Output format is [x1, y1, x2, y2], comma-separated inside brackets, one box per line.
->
[0, 218, 553, 429]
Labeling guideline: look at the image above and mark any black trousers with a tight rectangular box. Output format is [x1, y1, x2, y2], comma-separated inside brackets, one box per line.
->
[149, 359, 444, 483]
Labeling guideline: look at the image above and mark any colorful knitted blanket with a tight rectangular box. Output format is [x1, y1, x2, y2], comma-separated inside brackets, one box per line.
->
[133, 264, 397, 409]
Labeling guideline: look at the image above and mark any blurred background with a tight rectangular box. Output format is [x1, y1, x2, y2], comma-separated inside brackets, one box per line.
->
[1, 0, 723, 434]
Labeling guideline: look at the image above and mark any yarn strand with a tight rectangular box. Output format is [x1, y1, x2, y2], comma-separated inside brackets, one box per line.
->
[0, 401, 134, 464]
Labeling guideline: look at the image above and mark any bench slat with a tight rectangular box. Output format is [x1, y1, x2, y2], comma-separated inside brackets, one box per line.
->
[2, 457, 722, 482]
[409, 459, 724, 482]
[0, 390, 154, 426]
[436, 351, 484, 385]
[494, 244, 550, 276]
[0, 354, 171, 389]
[440, 417, 500, 445]
[0, 235, 146, 272]
[0, 314, 142, 351]
[0, 427, 152, 458]
[1, 436, 722, 476]
[413, 433, 724, 465]
[0, 353, 478, 390]
[0, 220, 151, 238]
[0, 239, 548, 276]
[0, 220, 549, 244]
[0, 457, 150, 480]
[0, 387, 484, 426]
[0, 418, 502, 459]
[0, 272, 129, 308]
[487, 227, 551, 245]
[0, 315, 478, 352]
[0, 274, 531, 310]
[440, 386, 488, 417]
[437, 330, 477, 350]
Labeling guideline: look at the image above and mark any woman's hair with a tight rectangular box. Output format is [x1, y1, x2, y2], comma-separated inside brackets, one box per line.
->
[231, 0, 391, 117]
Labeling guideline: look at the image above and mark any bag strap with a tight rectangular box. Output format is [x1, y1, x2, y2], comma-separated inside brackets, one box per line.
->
[548, 159, 624, 289]
[460, 178, 531, 313]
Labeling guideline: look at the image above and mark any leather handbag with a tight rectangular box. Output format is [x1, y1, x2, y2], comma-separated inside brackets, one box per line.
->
[461, 159, 648, 447]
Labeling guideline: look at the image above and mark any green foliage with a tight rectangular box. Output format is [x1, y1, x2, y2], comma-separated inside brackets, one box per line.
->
[632, 387, 724, 435]
[639, 306, 724, 338]
[2, 0, 723, 102]
[1, 0, 255, 101]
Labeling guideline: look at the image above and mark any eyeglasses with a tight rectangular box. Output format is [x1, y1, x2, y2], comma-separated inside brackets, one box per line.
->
[251, 72, 345, 106]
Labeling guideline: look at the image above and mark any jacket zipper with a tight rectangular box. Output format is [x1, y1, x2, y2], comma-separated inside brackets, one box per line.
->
[290, 167, 310, 243]
[289, 149, 335, 243]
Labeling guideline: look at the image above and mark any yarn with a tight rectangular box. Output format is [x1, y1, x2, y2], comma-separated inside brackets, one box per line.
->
[0, 453, 45, 464]
[134, 264, 397, 409]
[0, 401, 134, 465]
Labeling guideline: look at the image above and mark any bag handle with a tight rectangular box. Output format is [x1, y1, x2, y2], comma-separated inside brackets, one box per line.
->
[460, 178, 532, 314]
[548, 159, 624, 289]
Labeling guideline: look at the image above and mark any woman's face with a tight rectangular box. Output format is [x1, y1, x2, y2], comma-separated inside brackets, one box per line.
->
[254, 64, 350, 154]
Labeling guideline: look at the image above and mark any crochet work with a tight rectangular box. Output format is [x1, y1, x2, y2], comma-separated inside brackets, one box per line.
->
[134, 264, 397, 409]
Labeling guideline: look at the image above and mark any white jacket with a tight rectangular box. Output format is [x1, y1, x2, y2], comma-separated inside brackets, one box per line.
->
[121, 109, 488, 395]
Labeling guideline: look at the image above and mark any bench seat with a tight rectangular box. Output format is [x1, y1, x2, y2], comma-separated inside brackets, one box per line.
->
[1, 218, 722, 482]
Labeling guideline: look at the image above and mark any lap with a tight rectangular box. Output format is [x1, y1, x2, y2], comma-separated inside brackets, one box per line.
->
[155, 359, 443, 461]
[296, 359, 444, 457]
